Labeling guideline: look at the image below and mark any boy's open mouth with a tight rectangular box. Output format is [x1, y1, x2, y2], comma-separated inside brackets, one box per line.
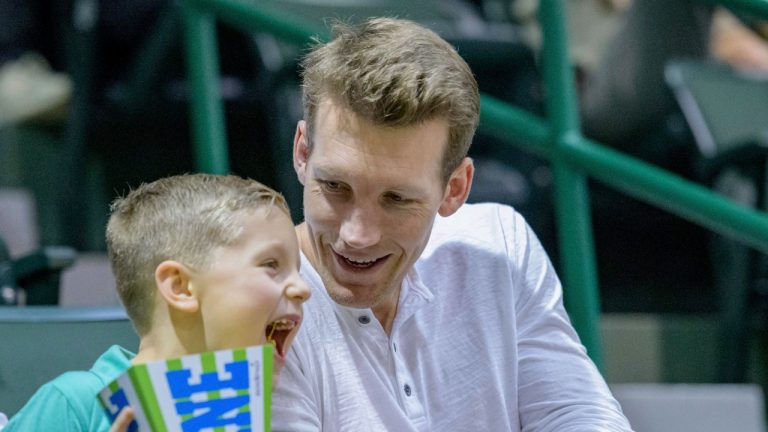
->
[265, 317, 299, 357]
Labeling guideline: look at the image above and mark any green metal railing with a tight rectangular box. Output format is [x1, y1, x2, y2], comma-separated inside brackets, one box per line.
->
[180, 0, 768, 370]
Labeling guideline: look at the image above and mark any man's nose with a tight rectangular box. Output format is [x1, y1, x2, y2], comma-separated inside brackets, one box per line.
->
[339, 206, 381, 249]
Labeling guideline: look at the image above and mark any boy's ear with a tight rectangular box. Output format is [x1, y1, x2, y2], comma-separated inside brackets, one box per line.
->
[155, 261, 199, 313]
[438, 157, 474, 217]
[293, 120, 309, 186]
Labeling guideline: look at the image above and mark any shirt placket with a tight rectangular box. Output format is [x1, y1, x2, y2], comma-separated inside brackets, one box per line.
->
[389, 291, 427, 425]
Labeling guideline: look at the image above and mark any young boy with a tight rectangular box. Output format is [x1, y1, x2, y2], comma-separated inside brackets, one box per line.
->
[5, 173, 310, 431]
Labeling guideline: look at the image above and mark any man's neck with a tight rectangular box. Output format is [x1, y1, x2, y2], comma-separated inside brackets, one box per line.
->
[296, 223, 315, 264]
[372, 295, 399, 336]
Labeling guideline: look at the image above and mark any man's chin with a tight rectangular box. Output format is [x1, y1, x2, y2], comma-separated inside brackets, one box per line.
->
[325, 285, 381, 309]
[322, 266, 395, 308]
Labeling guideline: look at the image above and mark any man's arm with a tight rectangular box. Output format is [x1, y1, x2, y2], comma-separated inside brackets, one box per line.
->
[503, 207, 632, 431]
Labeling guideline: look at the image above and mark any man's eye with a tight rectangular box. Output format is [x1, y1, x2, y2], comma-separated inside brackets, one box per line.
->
[320, 180, 341, 191]
[385, 192, 408, 203]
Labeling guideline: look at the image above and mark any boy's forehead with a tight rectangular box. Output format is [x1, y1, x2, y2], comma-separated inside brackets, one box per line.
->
[209, 208, 296, 258]
[238, 206, 291, 231]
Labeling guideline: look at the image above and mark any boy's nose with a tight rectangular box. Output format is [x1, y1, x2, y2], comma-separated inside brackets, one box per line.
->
[285, 273, 311, 302]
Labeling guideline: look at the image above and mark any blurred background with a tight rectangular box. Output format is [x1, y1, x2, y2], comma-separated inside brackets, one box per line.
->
[1, 0, 768, 429]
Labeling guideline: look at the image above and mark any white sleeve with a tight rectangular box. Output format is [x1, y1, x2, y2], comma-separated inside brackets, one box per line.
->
[271, 339, 322, 432]
[502, 207, 633, 432]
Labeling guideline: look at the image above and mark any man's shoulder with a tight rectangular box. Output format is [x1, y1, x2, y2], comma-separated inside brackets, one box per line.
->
[429, 202, 522, 247]
[434, 202, 517, 229]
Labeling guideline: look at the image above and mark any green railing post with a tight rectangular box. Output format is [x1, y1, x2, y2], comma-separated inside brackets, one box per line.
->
[181, 1, 229, 174]
[539, 0, 603, 368]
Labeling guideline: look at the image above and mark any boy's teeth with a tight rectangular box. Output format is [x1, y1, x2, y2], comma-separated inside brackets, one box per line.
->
[270, 319, 295, 330]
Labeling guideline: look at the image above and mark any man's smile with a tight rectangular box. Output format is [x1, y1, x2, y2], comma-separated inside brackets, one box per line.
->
[332, 249, 390, 273]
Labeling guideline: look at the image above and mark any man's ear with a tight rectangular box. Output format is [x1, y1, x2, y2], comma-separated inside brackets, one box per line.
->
[155, 261, 199, 313]
[293, 120, 310, 186]
[438, 157, 474, 217]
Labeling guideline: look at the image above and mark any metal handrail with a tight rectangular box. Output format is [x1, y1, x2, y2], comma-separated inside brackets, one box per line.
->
[181, 0, 768, 370]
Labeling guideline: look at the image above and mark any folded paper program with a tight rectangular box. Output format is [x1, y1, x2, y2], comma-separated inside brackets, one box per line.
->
[99, 345, 273, 432]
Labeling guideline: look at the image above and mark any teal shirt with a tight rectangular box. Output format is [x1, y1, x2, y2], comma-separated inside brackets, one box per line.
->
[5, 345, 135, 431]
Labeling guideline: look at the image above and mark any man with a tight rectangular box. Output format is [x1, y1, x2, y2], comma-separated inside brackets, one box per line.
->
[273, 17, 632, 431]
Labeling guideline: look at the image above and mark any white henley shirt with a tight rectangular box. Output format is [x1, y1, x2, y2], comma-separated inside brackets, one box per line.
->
[273, 203, 632, 431]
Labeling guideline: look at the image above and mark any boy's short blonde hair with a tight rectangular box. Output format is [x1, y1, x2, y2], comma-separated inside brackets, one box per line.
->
[106, 174, 289, 335]
[301, 17, 480, 182]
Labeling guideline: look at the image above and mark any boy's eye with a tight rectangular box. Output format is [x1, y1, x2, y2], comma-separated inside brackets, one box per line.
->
[261, 259, 279, 270]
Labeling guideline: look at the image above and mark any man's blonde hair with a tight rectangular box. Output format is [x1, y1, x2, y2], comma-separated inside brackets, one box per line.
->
[301, 17, 480, 181]
[106, 174, 289, 335]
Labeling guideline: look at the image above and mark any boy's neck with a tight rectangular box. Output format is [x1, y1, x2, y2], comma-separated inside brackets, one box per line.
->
[131, 325, 205, 365]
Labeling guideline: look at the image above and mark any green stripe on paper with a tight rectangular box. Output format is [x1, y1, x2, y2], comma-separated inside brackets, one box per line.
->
[166, 357, 183, 371]
[201, 351, 216, 373]
[108, 381, 120, 392]
[234, 348, 246, 362]
[263, 344, 273, 431]
[129, 364, 169, 432]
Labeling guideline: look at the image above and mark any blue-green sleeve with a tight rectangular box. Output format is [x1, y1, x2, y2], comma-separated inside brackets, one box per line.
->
[4, 381, 86, 431]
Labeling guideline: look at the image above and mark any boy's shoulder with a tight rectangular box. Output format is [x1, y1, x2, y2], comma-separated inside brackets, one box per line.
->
[4, 370, 105, 431]
[4, 345, 134, 431]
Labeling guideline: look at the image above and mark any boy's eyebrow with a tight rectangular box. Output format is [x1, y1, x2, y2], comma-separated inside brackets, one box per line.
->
[251, 239, 287, 254]
[251, 240, 301, 266]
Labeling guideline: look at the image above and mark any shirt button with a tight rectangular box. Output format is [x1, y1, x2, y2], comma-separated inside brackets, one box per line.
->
[358, 315, 371, 324]
[404, 384, 412, 397]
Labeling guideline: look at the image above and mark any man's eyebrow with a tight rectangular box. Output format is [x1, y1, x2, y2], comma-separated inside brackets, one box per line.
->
[311, 165, 346, 179]
[386, 185, 432, 198]
[312, 165, 429, 195]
